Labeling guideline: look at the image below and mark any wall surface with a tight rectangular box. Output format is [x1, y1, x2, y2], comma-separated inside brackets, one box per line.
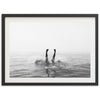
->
[0, 0, 99, 100]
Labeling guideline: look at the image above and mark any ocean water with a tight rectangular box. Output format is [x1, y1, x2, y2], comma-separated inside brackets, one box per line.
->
[10, 53, 90, 78]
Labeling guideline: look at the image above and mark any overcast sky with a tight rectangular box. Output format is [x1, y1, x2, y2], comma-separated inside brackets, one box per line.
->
[6, 17, 95, 54]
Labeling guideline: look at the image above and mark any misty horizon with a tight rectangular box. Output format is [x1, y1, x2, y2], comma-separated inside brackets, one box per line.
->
[7, 17, 95, 54]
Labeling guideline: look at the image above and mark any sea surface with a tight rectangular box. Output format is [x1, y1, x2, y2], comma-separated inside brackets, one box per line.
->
[10, 53, 90, 78]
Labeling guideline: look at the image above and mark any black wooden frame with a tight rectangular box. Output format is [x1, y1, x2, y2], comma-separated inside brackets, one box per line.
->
[1, 14, 98, 86]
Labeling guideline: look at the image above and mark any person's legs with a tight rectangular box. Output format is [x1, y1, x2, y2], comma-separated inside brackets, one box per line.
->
[52, 49, 56, 64]
[45, 49, 50, 77]
[45, 49, 49, 64]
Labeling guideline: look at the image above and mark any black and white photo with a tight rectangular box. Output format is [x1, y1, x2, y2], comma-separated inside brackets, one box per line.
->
[2, 14, 98, 85]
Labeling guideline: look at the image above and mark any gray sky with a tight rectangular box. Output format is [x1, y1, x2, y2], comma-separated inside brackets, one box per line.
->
[7, 17, 95, 54]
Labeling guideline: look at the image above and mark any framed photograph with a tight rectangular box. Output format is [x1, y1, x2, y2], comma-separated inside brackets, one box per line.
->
[2, 14, 98, 85]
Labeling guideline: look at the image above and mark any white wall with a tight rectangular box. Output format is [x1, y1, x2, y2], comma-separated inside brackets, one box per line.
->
[0, 0, 99, 100]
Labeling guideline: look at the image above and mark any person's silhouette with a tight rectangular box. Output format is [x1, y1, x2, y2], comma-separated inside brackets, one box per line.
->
[51, 49, 56, 64]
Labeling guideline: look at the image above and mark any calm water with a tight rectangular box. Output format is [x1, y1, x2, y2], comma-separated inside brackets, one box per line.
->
[10, 53, 90, 78]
